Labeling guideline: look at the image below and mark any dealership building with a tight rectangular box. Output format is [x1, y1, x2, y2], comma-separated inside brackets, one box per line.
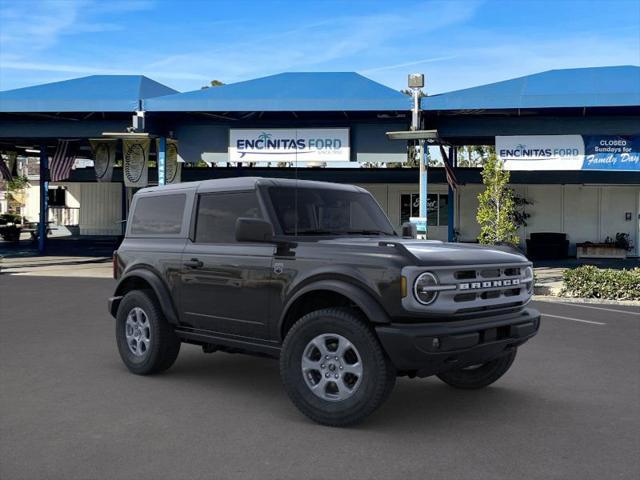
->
[0, 66, 639, 257]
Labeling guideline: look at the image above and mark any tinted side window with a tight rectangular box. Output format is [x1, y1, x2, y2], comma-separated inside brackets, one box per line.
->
[130, 194, 186, 235]
[195, 191, 261, 243]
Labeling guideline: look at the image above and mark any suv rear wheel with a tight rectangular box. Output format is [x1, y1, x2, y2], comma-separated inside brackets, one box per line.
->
[436, 348, 517, 389]
[280, 307, 395, 427]
[116, 289, 181, 375]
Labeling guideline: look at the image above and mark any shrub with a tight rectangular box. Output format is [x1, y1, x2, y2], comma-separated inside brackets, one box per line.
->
[561, 265, 640, 301]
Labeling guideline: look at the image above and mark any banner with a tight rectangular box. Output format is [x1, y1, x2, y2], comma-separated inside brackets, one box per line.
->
[5, 151, 17, 176]
[90, 139, 116, 182]
[229, 128, 350, 163]
[166, 139, 181, 184]
[123, 138, 149, 187]
[497, 135, 585, 170]
[497, 135, 640, 171]
[156, 138, 181, 184]
[582, 136, 640, 171]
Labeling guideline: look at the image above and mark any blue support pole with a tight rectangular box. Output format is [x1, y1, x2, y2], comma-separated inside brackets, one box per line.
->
[38, 144, 48, 254]
[447, 146, 456, 242]
[419, 140, 428, 238]
[157, 137, 166, 186]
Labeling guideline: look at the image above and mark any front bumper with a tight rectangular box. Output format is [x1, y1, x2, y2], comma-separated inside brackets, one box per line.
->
[375, 308, 540, 377]
[108, 295, 123, 318]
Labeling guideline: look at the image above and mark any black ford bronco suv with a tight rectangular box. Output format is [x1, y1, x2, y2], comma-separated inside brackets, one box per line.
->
[109, 177, 540, 426]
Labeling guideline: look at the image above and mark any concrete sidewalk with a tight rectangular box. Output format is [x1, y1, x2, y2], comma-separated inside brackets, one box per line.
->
[0, 255, 111, 277]
[533, 266, 564, 296]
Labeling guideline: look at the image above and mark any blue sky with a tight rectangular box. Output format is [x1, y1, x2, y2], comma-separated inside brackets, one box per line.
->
[0, 0, 638, 94]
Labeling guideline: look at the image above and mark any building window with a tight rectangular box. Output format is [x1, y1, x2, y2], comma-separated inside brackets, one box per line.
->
[48, 187, 66, 207]
[400, 193, 449, 227]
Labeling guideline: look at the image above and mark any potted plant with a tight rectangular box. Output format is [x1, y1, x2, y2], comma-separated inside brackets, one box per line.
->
[576, 233, 633, 259]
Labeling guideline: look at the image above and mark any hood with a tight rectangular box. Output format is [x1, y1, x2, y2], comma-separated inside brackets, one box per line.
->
[317, 237, 528, 267]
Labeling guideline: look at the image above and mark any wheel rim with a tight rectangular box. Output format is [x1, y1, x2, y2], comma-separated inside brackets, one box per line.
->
[125, 307, 151, 357]
[301, 333, 363, 402]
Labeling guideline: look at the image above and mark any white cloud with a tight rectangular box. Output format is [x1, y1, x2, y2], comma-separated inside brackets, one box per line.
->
[361, 56, 459, 74]
[0, 0, 153, 56]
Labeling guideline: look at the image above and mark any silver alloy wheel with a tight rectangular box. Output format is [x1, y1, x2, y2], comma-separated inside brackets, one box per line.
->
[301, 333, 363, 402]
[125, 307, 151, 357]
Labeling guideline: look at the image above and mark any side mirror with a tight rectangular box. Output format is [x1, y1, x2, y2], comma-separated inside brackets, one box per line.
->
[235, 218, 274, 243]
[401, 222, 417, 239]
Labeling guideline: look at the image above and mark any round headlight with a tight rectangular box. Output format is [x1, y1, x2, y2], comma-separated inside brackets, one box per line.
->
[524, 266, 533, 280]
[524, 266, 534, 293]
[414, 272, 439, 305]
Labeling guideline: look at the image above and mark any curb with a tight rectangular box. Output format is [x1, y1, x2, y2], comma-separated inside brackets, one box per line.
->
[534, 285, 561, 296]
[533, 294, 640, 307]
[0, 257, 110, 271]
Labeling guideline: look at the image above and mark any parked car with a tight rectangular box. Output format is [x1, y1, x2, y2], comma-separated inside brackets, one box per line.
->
[108, 178, 540, 426]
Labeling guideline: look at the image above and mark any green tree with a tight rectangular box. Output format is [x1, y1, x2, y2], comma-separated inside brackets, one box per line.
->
[476, 153, 518, 245]
[201, 79, 225, 89]
[457, 145, 495, 167]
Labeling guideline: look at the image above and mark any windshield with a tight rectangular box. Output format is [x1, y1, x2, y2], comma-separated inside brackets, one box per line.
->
[267, 186, 396, 236]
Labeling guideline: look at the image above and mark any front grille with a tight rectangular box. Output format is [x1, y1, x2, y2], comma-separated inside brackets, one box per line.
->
[448, 265, 532, 312]
[402, 262, 533, 317]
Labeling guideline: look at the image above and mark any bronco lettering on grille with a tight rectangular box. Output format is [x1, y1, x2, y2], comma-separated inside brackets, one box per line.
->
[458, 279, 520, 290]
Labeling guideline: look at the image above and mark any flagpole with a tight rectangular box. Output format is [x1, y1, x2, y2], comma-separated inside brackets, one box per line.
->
[38, 144, 48, 254]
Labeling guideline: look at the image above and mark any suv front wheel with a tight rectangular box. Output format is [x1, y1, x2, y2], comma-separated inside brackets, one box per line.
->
[280, 308, 396, 427]
[116, 290, 181, 375]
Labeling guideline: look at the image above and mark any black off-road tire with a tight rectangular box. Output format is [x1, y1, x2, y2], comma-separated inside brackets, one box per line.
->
[436, 348, 517, 390]
[280, 307, 396, 427]
[116, 289, 181, 375]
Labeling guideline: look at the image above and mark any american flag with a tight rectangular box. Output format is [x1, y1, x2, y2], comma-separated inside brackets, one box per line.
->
[50, 140, 78, 182]
[0, 157, 12, 181]
[439, 145, 458, 190]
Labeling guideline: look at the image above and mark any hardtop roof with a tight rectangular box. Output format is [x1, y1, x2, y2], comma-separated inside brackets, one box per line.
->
[135, 177, 365, 196]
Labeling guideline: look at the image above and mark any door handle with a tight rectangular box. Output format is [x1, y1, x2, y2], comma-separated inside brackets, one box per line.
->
[184, 258, 203, 268]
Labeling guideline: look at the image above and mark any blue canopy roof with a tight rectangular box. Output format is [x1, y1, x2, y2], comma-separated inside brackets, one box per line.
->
[422, 66, 640, 111]
[145, 72, 411, 112]
[0, 75, 178, 113]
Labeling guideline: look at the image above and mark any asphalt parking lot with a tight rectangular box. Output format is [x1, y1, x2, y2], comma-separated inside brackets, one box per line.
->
[1, 275, 638, 480]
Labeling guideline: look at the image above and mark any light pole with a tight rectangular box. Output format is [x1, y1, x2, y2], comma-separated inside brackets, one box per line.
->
[408, 73, 427, 238]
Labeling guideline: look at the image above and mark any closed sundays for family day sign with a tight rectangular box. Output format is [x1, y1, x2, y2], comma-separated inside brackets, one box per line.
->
[497, 135, 640, 171]
[229, 128, 350, 163]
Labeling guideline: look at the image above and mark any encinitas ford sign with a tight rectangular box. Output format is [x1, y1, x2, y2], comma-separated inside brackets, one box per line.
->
[497, 135, 585, 170]
[497, 135, 640, 171]
[229, 128, 350, 162]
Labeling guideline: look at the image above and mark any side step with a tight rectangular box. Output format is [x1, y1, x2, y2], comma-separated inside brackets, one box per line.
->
[175, 327, 281, 358]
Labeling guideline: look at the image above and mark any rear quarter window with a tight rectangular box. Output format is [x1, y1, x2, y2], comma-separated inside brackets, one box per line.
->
[130, 194, 186, 236]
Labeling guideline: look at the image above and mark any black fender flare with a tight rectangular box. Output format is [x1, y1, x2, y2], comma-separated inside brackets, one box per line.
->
[112, 268, 179, 324]
[279, 279, 391, 336]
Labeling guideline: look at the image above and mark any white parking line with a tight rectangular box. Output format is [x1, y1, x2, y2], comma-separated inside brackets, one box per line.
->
[554, 302, 640, 316]
[543, 313, 606, 326]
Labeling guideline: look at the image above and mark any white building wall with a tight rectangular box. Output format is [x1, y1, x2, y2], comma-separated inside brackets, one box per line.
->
[562, 186, 599, 254]
[21, 181, 122, 235]
[359, 182, 639, 257]
[19, 180, 639, 256]
[22, 182, 41, 222]
[78, 183, 122, 235]
[599, 186, 639, 255]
